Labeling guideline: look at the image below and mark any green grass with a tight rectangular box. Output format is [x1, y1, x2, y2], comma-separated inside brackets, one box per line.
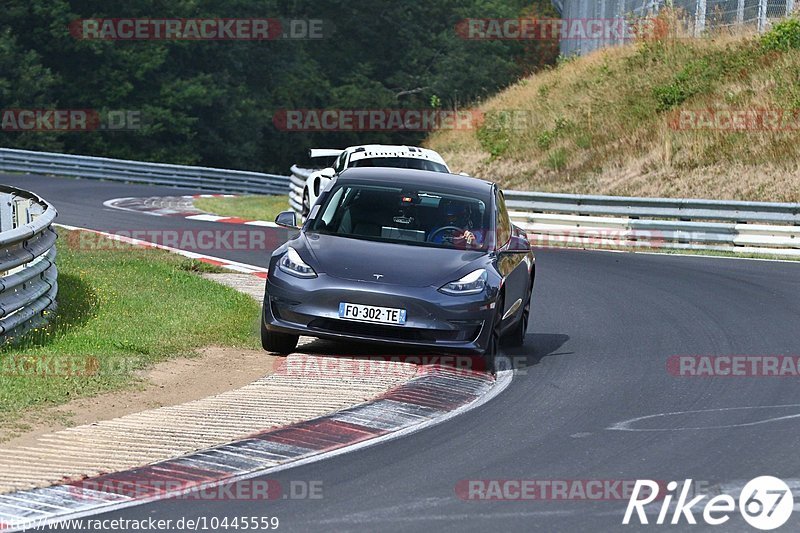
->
[193, 195, 289, 222]
[0, 228, 260, 434]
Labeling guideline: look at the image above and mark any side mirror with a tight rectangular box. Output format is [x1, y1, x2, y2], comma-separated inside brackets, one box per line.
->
[500, 226, 530, 253]
[506, 233, 531, 252]
[319, 167, 335, 178]
[275, 210, 299, 229]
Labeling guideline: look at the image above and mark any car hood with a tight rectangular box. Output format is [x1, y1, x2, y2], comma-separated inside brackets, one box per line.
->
[303, 233, 485, 287]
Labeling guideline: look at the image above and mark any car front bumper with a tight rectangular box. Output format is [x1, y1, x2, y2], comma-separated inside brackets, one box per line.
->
[262, 269, 497, 354]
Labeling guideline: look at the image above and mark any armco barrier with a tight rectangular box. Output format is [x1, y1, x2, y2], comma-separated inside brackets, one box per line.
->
[505, 191, 800, 255]
[0, 186, 58, 342]
[290, 165, 800, 256]
[0, 148, 291, 196]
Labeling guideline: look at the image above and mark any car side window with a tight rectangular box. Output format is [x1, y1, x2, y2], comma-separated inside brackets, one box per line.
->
[495, 189, 511, 247]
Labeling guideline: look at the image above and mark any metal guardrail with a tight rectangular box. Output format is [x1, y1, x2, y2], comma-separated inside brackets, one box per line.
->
[504, 191, 800, 224]
[507, 191, 800, 256]
[0, 186, 58, 343]
[289, 165, 800, 256]
[0, 148, 291, 196]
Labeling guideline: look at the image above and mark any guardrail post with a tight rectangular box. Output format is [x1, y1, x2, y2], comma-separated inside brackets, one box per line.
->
[597, 0, 605, 53]
[695, 0, 707, 36]
[737, 0, 745, 24]
[14, 198, 32, 227]
[0, 193, 13, 233]
[758, 0, 768, 32]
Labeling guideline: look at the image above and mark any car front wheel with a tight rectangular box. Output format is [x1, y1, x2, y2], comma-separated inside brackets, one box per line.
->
[261, 313, 299, 354]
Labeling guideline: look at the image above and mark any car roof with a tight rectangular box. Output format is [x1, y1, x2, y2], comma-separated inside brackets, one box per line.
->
[345, 145, 447, 166]
[336, 167, 494, 196]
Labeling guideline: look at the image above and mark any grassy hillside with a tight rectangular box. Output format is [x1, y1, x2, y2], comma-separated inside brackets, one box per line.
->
[427, 16, 800, 201]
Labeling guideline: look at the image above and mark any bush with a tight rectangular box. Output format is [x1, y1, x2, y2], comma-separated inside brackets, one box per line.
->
[653, 58, 715, 111]
[476, 111, 514, 158]
[762, 17, 800, 52]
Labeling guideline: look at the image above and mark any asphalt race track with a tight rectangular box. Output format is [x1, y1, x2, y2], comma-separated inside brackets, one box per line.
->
[1, 173, 289, 266]
[7, 173, 800, 532]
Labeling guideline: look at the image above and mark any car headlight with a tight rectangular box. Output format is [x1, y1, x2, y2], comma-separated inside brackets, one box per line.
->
[279, 247, 317, 278]
[439, 268, 487, 295]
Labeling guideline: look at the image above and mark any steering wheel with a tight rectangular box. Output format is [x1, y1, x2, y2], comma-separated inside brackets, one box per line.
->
[427, 226, 463, 243]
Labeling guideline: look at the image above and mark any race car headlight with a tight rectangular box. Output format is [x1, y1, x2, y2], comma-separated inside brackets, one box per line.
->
[439, 268, 487, 295]
[279, 247, 317, 278]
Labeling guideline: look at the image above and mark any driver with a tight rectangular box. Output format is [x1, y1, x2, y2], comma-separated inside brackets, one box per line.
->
[429, 200, 481, 248]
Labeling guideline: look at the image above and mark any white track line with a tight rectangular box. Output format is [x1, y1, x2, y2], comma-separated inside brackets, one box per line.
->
[104, 196, 278, 227]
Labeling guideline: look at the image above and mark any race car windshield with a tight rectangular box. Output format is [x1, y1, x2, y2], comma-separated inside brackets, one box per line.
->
[348, 157, 449, 173]
[310, 184, 490, 250]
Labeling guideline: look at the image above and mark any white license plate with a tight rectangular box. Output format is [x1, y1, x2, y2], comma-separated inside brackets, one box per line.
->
[338, 302, 407, 325]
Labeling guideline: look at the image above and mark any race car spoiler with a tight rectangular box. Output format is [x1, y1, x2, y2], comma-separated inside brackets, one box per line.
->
[309, 149, 344, 159]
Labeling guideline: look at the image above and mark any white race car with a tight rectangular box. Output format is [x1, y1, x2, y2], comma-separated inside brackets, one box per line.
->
[301, 145, 451, 218]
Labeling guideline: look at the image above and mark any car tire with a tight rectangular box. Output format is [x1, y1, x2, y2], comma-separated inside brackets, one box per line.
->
[301, 188, 311, 220]
[504, 294, 530, 348]
[261, 317, 299, 354]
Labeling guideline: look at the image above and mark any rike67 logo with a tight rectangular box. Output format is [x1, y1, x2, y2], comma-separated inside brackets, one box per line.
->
[624, 477, 794, 530]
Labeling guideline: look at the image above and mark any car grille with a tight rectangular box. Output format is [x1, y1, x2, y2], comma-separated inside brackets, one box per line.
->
[307, 318, 480, 343]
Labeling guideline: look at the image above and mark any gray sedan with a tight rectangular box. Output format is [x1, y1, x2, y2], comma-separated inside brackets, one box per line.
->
[261, 168, 535, 371]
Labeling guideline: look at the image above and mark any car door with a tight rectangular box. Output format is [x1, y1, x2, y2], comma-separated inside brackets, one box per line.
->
[494, 188, 529, 326]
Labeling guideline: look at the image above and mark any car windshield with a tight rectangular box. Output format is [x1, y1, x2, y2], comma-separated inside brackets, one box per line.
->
[310, 183, 490, 250]
[349, 157, 449, 173]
